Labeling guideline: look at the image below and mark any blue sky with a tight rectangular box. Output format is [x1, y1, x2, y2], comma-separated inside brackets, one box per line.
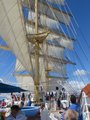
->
[0, 38, 16, 84]
[66, 0, 90, 85]
[0, 0, 90, 86]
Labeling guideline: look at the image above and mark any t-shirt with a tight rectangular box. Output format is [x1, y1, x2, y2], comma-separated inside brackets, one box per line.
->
[61, 104, 83, 120]
[69, 104, 83, 120]
[69, 104, 80, 112]
[5, 111, 27, 120]
[40, 108, 50, 120]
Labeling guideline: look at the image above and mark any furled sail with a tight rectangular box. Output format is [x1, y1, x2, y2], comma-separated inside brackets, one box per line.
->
[0, 0, 31, 72]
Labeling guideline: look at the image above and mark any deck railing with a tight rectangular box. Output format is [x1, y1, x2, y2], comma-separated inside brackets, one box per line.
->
[81, 92, 90, 120]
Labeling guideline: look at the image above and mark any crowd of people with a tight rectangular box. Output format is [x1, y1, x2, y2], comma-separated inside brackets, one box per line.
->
[11, 92, 32, 108]
[39, 86, 83, 120]
[60, 94, 83, 120]
[6, 105, 27, 120]
[0, 89, 84, 120]
[40, 94, 83, 120]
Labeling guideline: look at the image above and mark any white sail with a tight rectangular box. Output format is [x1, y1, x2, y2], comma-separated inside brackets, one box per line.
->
[24, 0, 71, 25]
[15, 59, 25, 72]
[47, 35, 74, 50]
[0, 0, 31, 72]
[47, 0, 64, 5]
[15, 74, 34, 92]
[15, 58, 35, 78]
[64, 82, 76, 94]
[15, 58, 46, 91]
[48, 62, 66, 75]
[59, 38, 73, 50]
[26, 25, 74, 50]
[28, 11, 59, 32]
[15, 58, 66, 93]
[48, 78, 66, 91]
[23, 0, 64, 6]
[48, 45, 64, 58]
[26, 11, 73, 45]
[39, 57, 47, 91]
[0, 0, 75, 94]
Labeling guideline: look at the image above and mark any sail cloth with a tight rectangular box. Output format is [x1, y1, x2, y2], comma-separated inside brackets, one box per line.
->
[25, 25, 74, 50]
[47, 77, 66, 91]
[0, 0, 31, 72]
[46, 0, 64, 5]
[57, 37, 73, 50]
[15, 59, 34, 91]
[47, 35, 73, 50]
[15, 58, 46, 91]
[15, 58, 35, 78]
[15, 75, 34, 92]
[22, 6, 74, 50]
[48, 45, 64, 58]
[23, 0, 71, 25]
[48, 62, 66, 75]
[39, 57, 47, 91]
[15, 59, 25, 72]
[26, 10, 73, 42]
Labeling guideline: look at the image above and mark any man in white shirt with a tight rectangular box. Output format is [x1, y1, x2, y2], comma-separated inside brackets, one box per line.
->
[40, 103, 50, 120]
[6, 105, 27, 120]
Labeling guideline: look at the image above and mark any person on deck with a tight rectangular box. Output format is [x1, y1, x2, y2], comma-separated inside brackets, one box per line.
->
[64, 109, 78, 120]
[57, 97, 61, 110]
[67, 95, 82, 120]
[1, 99, 6, 107]
[5, 105, 27, 120]
[27, 93, 32, 106]
[40, 103, 50, 120]
[61, 95, 83, 120]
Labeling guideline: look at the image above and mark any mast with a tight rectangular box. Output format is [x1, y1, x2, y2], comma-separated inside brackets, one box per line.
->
[18, 0, 74, 101]
[34, 0, 40, 102]
[0, 0, 77, 100]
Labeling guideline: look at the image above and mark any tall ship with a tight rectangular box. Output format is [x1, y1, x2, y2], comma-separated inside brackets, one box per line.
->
[0, 0, 75, 101]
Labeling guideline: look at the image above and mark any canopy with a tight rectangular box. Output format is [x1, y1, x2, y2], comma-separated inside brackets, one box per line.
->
[0, 83, 27, 93]
[82, 84, 90, 98]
